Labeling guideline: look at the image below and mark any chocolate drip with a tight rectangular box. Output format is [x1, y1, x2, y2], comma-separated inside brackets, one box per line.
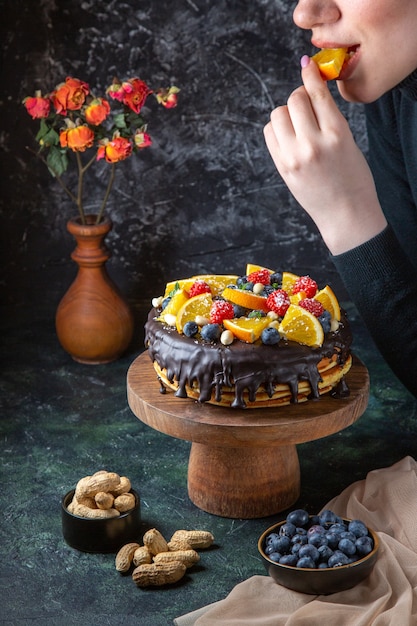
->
[145, 309, 352, 410]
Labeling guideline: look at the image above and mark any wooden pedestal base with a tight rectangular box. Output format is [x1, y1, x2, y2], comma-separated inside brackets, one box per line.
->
[127, 353, 369, 519]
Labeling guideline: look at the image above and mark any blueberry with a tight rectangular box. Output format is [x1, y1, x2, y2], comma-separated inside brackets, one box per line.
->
[236, 276, 247, 287]
[161, 297, 171, 310]
[261, 327, 280, 345]
[318, 310, 331, 333]
[265, 535, 291, 554]
[340, 531, 357, 543]
[296, 557, 316, 569]
[268, 552, 282, 563]
[287, 509, 309, 528]
[338, 538, 356, 557]
[348, 520, 369, 538]
[232, 304, 247, 318]
[269, 272, 282, 287]
[279, 554, 298, 566]
[328, 551, 350, 567]
[318, 544, 333, 562]
[279, 522, 296, 538]
[291, 533, 308, 547]
[298, 544, 320, 563]
[201, 323, 221, 342]
[183, 321, 199, 337]
[265, 532, 279, 545]
[355, 536, 374, 556]
[318, 562, 329, 569]
[308, 532, 328, 548]
[319, 509, 341, 526]
[328, 522, 347, 535]
[325, 532, 341, 550]
[307, 524, 326, 537]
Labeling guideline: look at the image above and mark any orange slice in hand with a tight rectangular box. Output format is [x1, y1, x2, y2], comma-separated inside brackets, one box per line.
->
[223, 317, 271, 343]
[222, 286, 269, 313]
[176, 293, 213, 333]
[314, 285, 341, 322]
[311, 48, 348, 80]
[278, 304, 324, 348]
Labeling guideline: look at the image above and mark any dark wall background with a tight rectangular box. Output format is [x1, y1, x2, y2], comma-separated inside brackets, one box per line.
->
[1, 0, 367, 319]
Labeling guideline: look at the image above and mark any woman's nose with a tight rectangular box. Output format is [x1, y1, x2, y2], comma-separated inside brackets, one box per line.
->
[293, 0, 341, 30]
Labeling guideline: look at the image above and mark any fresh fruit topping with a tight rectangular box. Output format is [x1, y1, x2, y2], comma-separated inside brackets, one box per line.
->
[221, 286, 269, 313]
[311, 47, 348, 81]
[175, 293, 213, 334]
[183, 321, 199, 337]
[201, 323, 222, 342]
[164, 274, 238, 298]
[164, 279, 195, 298]
[266, 289, 291, 317]
[210, 299, 235, 324]
[245, 263, 274, 276]
[281, 271, 300, 295]
[318, 310, 331, 333]
[223, 316, 271, 343]
[188, 280, 211, 298]
[278, 304, 324, 348]
[269, 272, 282, 288]
[292, 275, 318, 298]
[314, 285, 341, 321]
[160, 289, 189, 321]
[247, 268, 272, 286]
[299, 298, 325, 317]
[261, 327, 280, 345]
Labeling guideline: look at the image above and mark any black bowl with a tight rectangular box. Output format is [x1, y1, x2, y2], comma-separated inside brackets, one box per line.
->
[258, 517, 379, 595]
[62, 489, 141, 553]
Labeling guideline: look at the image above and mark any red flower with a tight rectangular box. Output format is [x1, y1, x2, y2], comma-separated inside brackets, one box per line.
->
[23, 95, 50, 119]
[59, 125, 95, 152]
[134, 130, 152, 149]
[51, 77, 90, 115]
[84, 98, 111, 125]
[122, 78, 152, 113]
[97, 136, 133, 163]
[155, 86, 179, 109]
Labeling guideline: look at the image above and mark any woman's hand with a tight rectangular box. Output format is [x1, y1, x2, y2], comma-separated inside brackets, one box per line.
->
[264, 56, 387, 255]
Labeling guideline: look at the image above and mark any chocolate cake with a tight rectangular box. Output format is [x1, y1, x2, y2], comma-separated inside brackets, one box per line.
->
[144, 266, 352, 409]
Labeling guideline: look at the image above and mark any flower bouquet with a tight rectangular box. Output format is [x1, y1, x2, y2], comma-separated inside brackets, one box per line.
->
[23, 76, 179, 224]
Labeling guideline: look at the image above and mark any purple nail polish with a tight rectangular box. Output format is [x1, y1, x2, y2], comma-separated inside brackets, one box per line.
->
[300, 55, 310, 69]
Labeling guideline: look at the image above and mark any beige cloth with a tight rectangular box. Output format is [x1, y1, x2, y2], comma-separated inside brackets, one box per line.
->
[175, 456, 417, 625]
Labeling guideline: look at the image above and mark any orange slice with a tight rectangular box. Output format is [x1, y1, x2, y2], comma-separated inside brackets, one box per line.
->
[311, 48, 348, 81]
[314, 285, 341, 321]
[245, 263, 274, 275]
[159, 289, 189, 321]
[176, 293, 213, 333]
[281, 271, 300, 295]
[222, 286, 269, 313]
[164, 279, 195, 298]
[223, 317, 271, 343]
[191, 274, 238, 296]
[278, 304, 324, 348]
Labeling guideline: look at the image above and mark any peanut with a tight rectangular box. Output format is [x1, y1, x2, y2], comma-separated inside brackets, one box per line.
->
[143, 528, 169, 556]
[115, 542, 141, 573]
[132, 561, 186, 587]
[75, 471, 121, 498]
[170, 530, 214, 549]
[154, 549, 200, 569]
[133, 546, 152, 567]
[111, 475, 132, 496]
[114, 492, 136, 513]
[95, 491, 114, 510]
[167, 538, 192, 552]
[71, 502, 120, 519]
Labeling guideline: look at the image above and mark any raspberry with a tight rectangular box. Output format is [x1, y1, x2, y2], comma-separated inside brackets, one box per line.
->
[247, 269, 271, 286]
[299, 299, 325, 317]
[210, 299, 234, 324]
[266, 289, 290, 317]
[293, 276, 318, 298]
[188, 280, 211, 298]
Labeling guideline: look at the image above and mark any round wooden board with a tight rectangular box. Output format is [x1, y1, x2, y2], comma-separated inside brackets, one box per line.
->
[127, 352, 369, 449]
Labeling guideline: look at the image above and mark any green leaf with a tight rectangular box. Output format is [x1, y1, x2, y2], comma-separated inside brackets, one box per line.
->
[36, 119, 60, 147]
[46, 146, 69, 177]
[113, 113, 127, 129]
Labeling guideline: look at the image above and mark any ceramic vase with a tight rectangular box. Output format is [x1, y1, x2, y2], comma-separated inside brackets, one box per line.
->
[55, 215, 134, 364]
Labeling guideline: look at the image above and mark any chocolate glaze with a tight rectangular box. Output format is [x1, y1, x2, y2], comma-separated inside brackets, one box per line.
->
[145, 309, 352, 409]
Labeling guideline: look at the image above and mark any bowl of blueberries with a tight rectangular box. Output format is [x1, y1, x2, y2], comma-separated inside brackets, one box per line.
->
[258, 508, 379, 595]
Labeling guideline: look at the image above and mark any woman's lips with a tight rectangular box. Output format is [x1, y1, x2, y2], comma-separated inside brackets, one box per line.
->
[338, 45, 360, 80]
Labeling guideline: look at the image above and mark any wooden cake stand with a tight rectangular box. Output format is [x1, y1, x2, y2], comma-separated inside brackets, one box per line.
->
[127, 353, 369, 519]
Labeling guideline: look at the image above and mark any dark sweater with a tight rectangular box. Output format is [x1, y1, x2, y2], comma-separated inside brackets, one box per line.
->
[332, 72, 417, 398]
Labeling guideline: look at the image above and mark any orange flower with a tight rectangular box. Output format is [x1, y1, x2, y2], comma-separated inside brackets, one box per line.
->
[59, 125, 95, 152]
[84, 98, 111, 125]
[134, 131, 152, 149]
[97, 136, 132, 163]
[23, 95, 50, 119]
[51, 77, 90, 115]
[155, 86, 179, 109]
[121, 78, 152, 113]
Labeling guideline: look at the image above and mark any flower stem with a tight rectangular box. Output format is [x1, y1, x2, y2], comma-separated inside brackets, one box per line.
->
[25, 146, 79, 209]
[96, 163, 116, 224]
